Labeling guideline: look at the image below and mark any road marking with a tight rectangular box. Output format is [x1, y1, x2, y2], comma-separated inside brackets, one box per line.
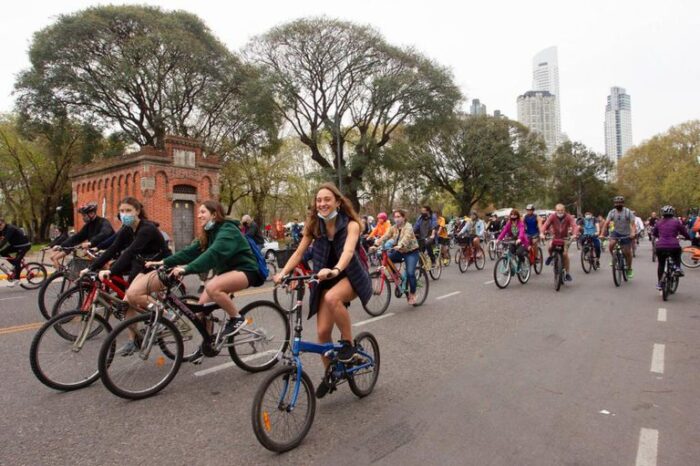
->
[193, 349, 279, 377]
[436, 291, 461, 300]
[483, 280, 494, 285]
[635, 428, 658, 466]
[657, 308, 666, 322]
[650, 344, 665, 374]
[353, 313, 395, 327]
[0, 296, 23, 301]
[0, 322, 43, 335]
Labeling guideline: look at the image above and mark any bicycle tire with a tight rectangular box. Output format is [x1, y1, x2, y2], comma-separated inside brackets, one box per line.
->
[38, 271, 76, 320]
[158, 307, 203, 362]
[517, 260, 531, 284]
[428, 257, 442, 280]
[534, 247, 543, 275]
[362, 271, 391, 316]
[670, 275, 679, 294]
[348, 331, 380, 397]
[554, 253, 562, 292]
[494, 257, 512, 289]
[20, 262, 47, 290]
[474, 246, 486, 270]
[50, 282, 90, 317]
[661, 278, 669, 301]
[612, 254, 622, 287]
[454, 248, 461, 265]
[413, 268, 429, 306]
[581, 248, 591, 274]
[272, 281, 296, 311]
[29, 309, 112, 391]
[680, 248, 700, 268]
[251, 366, 316, 453]
[457, 249, 468, 273]
[98, 313, 183, 400]
[488, 241, 496, 260]
[228, 300, 289, 372]
[621, 255, 628, 282]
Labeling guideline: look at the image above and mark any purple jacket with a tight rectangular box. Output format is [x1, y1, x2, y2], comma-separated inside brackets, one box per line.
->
[497, 220, 530, 248]
[652, 218, 690, 249]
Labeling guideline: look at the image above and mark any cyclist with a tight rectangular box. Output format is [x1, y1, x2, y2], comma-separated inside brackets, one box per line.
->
[367, 212, 390, 246]
[632, 210, 645, 251]
[652, 205, 690, 290]
[580, 210, 601, 267]
[414, 205, 438, 267]
[487, 213, 504, 238]
[523, 204, 543, 250]
[647, 212, 658, 240]
[601, 196, 637, 279]
[132, 200, 265, 348]
[273, 183, 372, 399]
[241, 214, 265, 250]
[541, 204, 579, 282]
[0, 217, 31, 287]
[50, 202, 114, 270]
[82, 197, 170, 285]
[436, 209, 450, 263]
[496, 209, 529, 263]
[373, 209, 421, 305]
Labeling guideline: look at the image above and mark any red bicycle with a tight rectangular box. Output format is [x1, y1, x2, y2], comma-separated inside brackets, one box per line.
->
[455, 237, 486, 272]
[0, 254, 47, 290]
[273, 249, 313, 311]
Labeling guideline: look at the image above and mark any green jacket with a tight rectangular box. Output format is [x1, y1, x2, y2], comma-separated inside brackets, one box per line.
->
[164, 219, 258, 276]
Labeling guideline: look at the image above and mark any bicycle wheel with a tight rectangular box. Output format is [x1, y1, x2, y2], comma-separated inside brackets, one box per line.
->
[488, 241, 496, 260]
[457, 249, 468, 273]
[661, 278, 669, 301]
[38, 271, 76, 320]
[160, 306, 204, 362]
[517, 261, 531, 284]
[413, 268, 429, 306]
[670, 275, 679, 294]
[621, 256, 628, 282]
[612, 255, 622, 287]
[534, 247, 543, 275]
[362, 271, 391, 316]
[680, 248, 700, 268]
[29, 309, 111, 391]
[251, 366, 316, 453]
[51, 283, 89, 317]
[265, 261, 278, 281]
[20, 262, 47, 290]
[428, 256, 442, 280]
[228, 300, 289, 372]
[581, 248, 591, 274]
[99, 313, 183, 400]
[454, 248, 461, 265]
[348, 331, 380, 397]
[474, 246, 486, 270]
[494, 257, 512, 289]
[553, 254, 562, 291]
[273, 281, 296, 312]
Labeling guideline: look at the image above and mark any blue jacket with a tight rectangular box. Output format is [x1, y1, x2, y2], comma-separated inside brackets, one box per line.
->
[413, 214, 438, 238]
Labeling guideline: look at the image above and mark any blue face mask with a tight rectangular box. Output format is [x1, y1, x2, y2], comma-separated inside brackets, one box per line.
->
[121, 214, 136, 227]
[317, 209, 338, 222]
[204, 220, 215, 231]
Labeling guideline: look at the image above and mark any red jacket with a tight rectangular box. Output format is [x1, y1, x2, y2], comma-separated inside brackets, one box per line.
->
[543, 213, 579, 240]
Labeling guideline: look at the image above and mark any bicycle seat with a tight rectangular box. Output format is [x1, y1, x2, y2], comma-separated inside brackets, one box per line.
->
[184, 301, 221, 315]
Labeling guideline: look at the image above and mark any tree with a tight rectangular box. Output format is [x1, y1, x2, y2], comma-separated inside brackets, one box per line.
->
[617, 120, 700, 216]
[246, 17, 462, 209]
[549, 141, 615, 216]
[405, 115, 548, 214]
[15, 5, 250, 150]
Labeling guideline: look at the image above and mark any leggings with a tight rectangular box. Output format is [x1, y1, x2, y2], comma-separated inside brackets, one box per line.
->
[389, 249, 419, 294]
[656, 247, 682, 281]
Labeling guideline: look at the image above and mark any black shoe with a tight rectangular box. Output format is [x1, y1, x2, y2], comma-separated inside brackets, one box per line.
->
[565, 273, 573, 282]
[315, 379, 330, 399]
[545, 256, 553, 266]
[337, 340, 356, 363]
[222, 315, 246, 337]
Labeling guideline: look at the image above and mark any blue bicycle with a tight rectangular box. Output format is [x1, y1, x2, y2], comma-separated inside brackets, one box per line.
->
[251, 274, 380, 452]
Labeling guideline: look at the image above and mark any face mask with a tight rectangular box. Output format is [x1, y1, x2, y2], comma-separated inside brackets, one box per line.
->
[557, 213, 565, 219]
[121, 214, 135, 227]
[81, 214, 90, 223]
[204, 220, 215, 230]
[615, 205, 623, 211]
[394, 218, 404, 226]
[421, 213, 429, 219]
[317, 209, 338, 222]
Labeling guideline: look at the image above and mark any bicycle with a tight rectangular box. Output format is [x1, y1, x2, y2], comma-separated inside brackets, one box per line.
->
[455, 236, 485, 272]
[659, 255, 680, 301]
[580, 235, 599, 274]
[0, 253, 47, 290]
[549, 239, 569, 291]
[609, 236, 630, 287]
[680, 240, 700, 268]
[37, 246, 96, 320]
[362, 247, 429, 316]
[251, 274, 380, 452]
[434, 241, 451, 267]
[650, 235, 657, 263]
[97, 267, 289, 399]
[493, 240, 531, 289]
[528, 239, 544, 275]
[419, 244, 442, 280]
[272, 248, 313, 311]
[29, 272, 133, 391]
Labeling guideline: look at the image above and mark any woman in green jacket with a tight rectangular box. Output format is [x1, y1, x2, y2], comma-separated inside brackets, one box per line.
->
[126, 200, 263, 344]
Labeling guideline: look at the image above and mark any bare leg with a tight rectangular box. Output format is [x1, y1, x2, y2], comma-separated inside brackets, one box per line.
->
[316, 278, 357, 368]
[203, 270, 249, 318]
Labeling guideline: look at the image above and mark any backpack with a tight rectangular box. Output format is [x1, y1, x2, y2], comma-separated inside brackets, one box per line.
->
[235, 225, 269, 279]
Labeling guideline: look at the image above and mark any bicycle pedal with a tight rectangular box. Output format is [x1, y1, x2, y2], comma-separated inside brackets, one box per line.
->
[191, 355, 204, 365]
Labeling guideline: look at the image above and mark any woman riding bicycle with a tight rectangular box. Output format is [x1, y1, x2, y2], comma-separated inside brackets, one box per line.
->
[496, 209, 529, 263]
[129, 200, 265, 346]
[273, 183, 372, 399]
[373, 209, 421, 305]
[652, 205, 690, 290]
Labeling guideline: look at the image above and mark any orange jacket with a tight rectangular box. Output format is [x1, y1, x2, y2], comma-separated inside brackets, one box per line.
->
[369, 221, 390, 238]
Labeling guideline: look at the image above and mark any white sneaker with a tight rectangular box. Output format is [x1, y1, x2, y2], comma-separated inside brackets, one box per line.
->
[6, 279, 18, 288]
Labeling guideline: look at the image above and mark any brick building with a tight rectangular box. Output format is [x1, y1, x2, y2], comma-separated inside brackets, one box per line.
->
[70, 136, 220, 251]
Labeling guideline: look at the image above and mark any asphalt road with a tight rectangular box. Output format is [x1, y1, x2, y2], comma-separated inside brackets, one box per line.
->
[0, 241, 698, 465]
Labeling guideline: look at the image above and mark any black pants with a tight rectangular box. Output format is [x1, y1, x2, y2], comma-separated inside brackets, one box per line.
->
[656, 247, 682, 281]
[509, 243, 527, 262]
[4, 245, 30, 280]
[418, 238, 435, 262]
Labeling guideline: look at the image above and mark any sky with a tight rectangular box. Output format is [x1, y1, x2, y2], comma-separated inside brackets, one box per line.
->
[1, 0, 698, 154]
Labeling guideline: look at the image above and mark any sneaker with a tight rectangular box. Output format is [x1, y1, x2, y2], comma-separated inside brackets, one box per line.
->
[6, 279, 18, 287]
[656, 282, 663, 291]
[676, 267, 684, 277]
[595, 259, 600, 268]
[222, 315, 246, 337]
[627, 269, 634, 279]
[565, 273, 573, 282]
[315, 378, 331, 399]
[545, 256, 553, 266]
[118, 340, 139, 357]
[336, 340, 356, 363]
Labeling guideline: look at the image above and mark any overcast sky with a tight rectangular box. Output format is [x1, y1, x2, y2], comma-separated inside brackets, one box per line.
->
[2, 0, 698, 153]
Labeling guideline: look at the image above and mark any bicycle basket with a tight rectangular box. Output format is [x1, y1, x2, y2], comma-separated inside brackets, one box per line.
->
[275, 248, 296, 268]
[66, 258, 92, 280]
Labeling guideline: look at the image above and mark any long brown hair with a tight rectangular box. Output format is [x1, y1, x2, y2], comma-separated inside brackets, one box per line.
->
[303, 183, 362, 238]
[198, 200, 226, 251]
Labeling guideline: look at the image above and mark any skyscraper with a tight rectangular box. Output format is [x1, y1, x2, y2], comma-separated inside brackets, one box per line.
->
[470, 98, 487, 116]
[604, 87, 633, 162]
[532, 46, 562, 146]
[517, 90, 558, 153]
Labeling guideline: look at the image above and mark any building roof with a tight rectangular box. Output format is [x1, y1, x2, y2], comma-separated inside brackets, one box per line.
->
[518, 90, 555, 99]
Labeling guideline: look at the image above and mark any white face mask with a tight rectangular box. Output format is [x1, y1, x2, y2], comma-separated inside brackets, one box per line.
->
[317, 209, 338, 222]
[556, 213, 565, 219]
[394, 217, 404, 226]
[204, 220, 215, 230]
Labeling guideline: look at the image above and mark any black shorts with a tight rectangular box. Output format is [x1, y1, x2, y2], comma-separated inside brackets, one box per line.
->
[438, 237, 450, 246]
[243, 269, 265, 288]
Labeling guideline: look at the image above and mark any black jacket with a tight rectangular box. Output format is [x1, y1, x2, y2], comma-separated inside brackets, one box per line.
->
[62, 216, 114, 248]
[0, 224, 31, 250]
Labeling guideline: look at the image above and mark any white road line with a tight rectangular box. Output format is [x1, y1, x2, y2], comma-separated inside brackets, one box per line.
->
[353, 313, 395, 327]
[635, 428, 659, 466]
[436, 291, 461, 300]
[650, 344, 665, 374]
[0, 297, 23, 301]
[483, 280, 494, 285]
[193, 349, 279, 377]
[657, 308, 667, 322]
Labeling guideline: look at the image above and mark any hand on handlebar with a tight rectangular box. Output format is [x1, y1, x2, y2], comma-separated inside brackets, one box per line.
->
[79, 268, 90, 277]
[317, 268, 338, 280]
[98, 270, 111, 281]
[170, 266, 186, 278]
[145, 260, 163, 269]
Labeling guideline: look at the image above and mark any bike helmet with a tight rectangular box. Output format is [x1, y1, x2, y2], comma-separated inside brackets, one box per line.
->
[526, 204, 535, 210]
[78, 202, 98, 214]
[661, 205, 675, 217]
[377, 212, 388, 221]
[613, 196, 625, 204]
